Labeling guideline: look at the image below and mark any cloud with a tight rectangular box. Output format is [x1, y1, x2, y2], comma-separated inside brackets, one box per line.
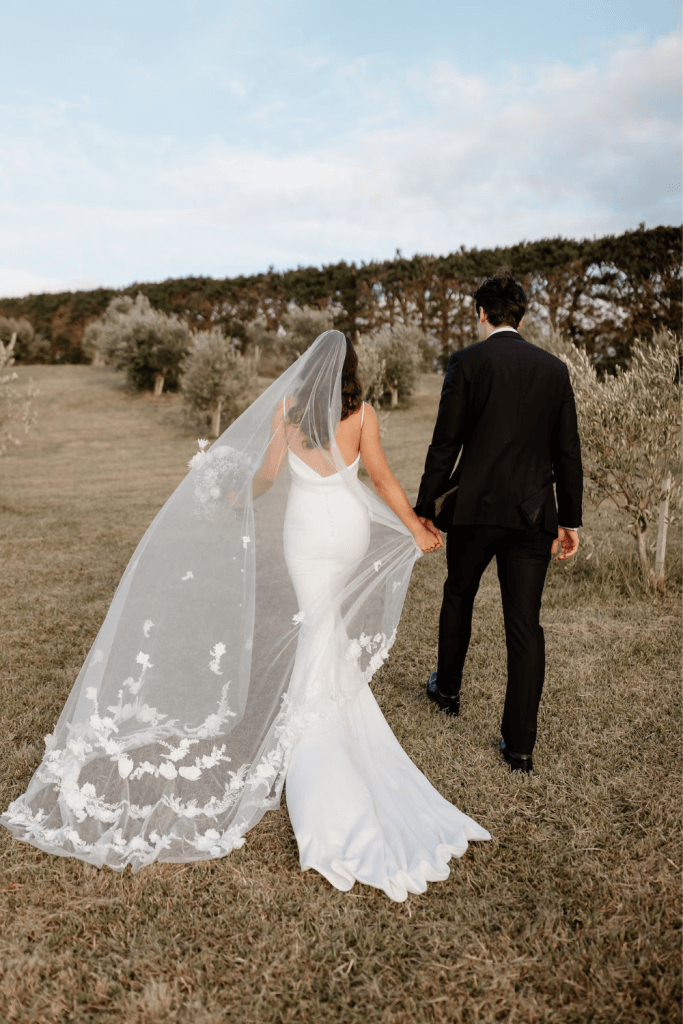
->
[0, 29, 680, 295]
[156, 29, 680, 243]
[0, 267, 105, 298]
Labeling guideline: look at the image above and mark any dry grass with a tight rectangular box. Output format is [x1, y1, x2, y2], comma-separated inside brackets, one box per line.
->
[0, 366, 680, 1024]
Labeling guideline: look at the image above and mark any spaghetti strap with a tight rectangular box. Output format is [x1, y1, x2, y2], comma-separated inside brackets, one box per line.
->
[361, 401, 365, 428]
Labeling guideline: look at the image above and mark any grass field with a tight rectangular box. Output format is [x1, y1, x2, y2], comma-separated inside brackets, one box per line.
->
[0, 366, 680, 1024]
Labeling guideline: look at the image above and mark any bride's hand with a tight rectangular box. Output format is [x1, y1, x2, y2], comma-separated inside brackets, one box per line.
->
[413, 523, 444, 553]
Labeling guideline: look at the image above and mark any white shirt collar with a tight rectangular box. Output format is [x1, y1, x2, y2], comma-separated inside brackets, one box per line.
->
[487, 325, 520, 337]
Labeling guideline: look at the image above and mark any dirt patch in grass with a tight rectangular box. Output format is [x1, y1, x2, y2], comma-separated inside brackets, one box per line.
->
[0, 367, 680, 1023]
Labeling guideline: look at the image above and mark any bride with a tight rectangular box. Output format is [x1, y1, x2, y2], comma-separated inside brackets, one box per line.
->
[1, 330, 489, 902]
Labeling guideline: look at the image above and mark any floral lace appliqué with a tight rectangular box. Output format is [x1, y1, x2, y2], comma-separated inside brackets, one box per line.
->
[188, 444, 254, 519]
[345, 630, 397, 684]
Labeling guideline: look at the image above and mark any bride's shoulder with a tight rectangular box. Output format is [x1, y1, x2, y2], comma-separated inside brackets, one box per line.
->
[360, 401, 377, 424]
[273, 396, 295, 420]
[359, 402, 380, 440]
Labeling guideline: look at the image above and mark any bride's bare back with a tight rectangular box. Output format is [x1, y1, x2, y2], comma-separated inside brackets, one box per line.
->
[258, 399, 442, 554]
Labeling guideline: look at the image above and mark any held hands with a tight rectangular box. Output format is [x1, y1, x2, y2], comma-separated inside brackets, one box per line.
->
[552, 527, 579, 560]
[412, 520, 580, 559]
[414, 517, 444, 554]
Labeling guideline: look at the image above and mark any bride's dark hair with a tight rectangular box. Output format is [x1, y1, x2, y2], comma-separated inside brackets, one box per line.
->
[340, 334, 363, 421]
[286, 333, 363, 449]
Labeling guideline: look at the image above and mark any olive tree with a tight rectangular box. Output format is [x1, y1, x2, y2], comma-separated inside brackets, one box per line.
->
[372, 325, 423, 407]
[0, 316, 49, 363]
[562, 327, 681, 588]
[90, 293, 191, 394]
[355, 335, 386, 406]
[242, 315, 273, 365]
[523, 320, 578, 360]
[82, 320, 106, 366]
[0, 333, 38, 455]
[87, 294, 138, 365]
[281, 305, 336, 363]
[413, 327, 440, 371]
[180, 329, 257, 437]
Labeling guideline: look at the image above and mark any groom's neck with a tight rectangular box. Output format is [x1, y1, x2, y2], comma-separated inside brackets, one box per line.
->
[477, 321, 520, 341]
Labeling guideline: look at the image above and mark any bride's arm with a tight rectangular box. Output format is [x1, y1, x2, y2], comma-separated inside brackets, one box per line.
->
[360, 405, 443, 552]
[252, 399, 289, 498]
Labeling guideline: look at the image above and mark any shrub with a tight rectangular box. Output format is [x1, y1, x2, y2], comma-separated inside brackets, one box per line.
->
[562, 327, 682, 589]
[180, 329, 257, 437]
[91, 293, 191, 394]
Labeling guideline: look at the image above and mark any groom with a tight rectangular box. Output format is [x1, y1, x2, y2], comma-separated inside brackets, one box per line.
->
[414, 266, 583, 773]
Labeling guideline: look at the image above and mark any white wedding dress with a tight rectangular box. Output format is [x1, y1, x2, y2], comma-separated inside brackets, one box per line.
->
[282, 444, 490, 902]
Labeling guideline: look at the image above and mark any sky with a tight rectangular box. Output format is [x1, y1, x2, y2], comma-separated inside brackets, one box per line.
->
[0, 0, 681, 297]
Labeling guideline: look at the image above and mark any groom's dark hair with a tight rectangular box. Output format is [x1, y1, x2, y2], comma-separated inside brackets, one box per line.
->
[473, 265, 527, 329]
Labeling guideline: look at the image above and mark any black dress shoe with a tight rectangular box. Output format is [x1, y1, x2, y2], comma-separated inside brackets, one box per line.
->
[426, 672, 460, 717]
[499, 738, 533, 773]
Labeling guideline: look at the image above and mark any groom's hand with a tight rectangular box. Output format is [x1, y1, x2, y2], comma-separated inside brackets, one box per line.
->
[418, 517, 444, 548]
[552, 527, 579, 560]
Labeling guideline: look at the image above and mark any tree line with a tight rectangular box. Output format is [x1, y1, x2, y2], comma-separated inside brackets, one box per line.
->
[1, 222, 679, 589]
[1, 290, 679, 592]
[0, 223, 679, 374]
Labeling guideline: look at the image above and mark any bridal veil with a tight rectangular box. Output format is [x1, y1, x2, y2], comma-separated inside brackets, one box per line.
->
[1, 330, 421, 871]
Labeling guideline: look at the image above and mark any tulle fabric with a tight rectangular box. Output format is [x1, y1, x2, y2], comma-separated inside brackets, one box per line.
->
[0, 331, 423, 872]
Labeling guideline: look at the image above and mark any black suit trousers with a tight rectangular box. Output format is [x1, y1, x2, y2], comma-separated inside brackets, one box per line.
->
[437, 525, 553, 756]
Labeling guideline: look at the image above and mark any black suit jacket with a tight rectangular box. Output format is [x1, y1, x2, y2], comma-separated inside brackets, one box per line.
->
[414, 331, 583, 534]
